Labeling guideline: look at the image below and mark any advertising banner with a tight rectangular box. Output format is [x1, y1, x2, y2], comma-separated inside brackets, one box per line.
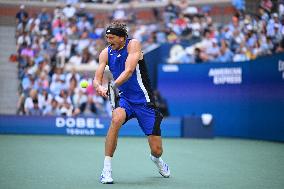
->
[0, 115, 181, 137]
[158, 53, 284, 141]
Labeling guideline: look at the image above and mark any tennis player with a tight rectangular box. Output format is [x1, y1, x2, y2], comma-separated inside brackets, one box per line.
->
[93, 21, 170, 184]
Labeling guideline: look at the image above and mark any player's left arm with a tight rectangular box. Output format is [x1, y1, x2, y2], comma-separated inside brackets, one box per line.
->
[114, 39, 141, 87]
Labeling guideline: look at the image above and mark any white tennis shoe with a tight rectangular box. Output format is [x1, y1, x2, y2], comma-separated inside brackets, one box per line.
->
[100, 169, 114, 184]
[150, 155, 170, 178]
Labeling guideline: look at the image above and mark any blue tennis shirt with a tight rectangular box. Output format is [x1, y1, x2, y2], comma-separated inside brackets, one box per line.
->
[107, 39, 155, 104]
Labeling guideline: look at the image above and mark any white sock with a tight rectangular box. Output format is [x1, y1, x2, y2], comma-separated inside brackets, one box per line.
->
[104, 156, 112, 170]
[150, 154, 162, 163]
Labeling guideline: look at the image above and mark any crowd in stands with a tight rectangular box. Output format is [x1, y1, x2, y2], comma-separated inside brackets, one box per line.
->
[165, 0, 284, 63]
[14, 0, 283, 116]
[16, 2, 110, 116]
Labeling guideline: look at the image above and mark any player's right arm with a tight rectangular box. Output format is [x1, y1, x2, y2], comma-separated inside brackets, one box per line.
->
[93, 48, 108, 97]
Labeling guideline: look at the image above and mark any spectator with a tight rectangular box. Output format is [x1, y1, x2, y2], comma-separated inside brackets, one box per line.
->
[194, 47, 209, 63]
[77, 31, 90, 54]
[261, 0, 273, 13]
[214, 40, 234, 62]
[37, 72, 49, 91]
[163, 0, 179, 23]
[72, 87, 90, 114]
[21, 70, 37, 94]
[45, 38, 58, 69]
[69, 52, 82, 66]
[206, 39, 220, 61]
[189, 16, 202, 38]
[43, 98, 60, 116]
[76, 3, 88, 21]
[54, 5, 64, 19]
[259, 6, 269, 22]
[20, 45, 34, 59]
[276, 38, 284, 52]
[233, 42, 249, 62]
[29, 99, 43, 116]
[24, 89, 41, 115]
[17, 32, 31, 50]
[16, 14, 29, 35]
[38, 8, 51, 31]
[39, 89, 52, 111]
[57, 37, 71, 67]
[65, 68, 80, 87]
[279, 0, 284, 18]
[50, 67, 66, 95]
[63, 3, 76, 19]
[13, 1, 284, 117]
[81, 48, 92, 64]
[59, 101, 74, 116]
[112, 5, 127, 21]
[16, 5, 29, 25]
[77, 16, 92, 33]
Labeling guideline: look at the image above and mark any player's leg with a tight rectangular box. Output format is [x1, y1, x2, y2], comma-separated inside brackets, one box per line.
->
[105, 107, 126, 157]
[148, 135, 170, 178]
[135, 104, 170, 178]
[100, 107, 126, 184]
[148, 135, 163, 157]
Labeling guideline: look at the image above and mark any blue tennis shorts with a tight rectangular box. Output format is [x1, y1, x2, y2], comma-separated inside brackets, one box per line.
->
[118, 97, 163, 136]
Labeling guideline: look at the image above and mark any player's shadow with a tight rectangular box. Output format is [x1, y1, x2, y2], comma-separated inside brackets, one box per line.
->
[116, 176, 170, 186]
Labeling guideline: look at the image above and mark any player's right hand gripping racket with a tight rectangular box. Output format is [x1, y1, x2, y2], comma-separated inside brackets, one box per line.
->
[107, 81, 119, 110]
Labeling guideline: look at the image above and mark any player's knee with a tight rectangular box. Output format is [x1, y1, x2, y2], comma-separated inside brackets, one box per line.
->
[111, 111, 125, 127]
[111, 108, 126, 127]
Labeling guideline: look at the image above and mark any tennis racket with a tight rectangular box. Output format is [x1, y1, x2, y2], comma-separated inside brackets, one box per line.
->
[107, 81, 119, 110]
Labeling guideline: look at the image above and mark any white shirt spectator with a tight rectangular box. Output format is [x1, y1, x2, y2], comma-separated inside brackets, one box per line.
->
[77, 19, 92, 32]
[72, 88, 88, 108]
[50, 80, 66, 96]
[63, 4, 76, 18]
[77, 38, 90, 53]
[267, 14, 281, 37]
[95, 27, 105, 36]
[55, 94, 72, 105]
[59, 104, 73, 116]
[233, 54, 248, 62]
[133, 25, 147, 42]
[112, 6, 126, 20]
[69, 54, 82, 65]
[65, 72, 80, 84]
[200, 38, 213, 49]
[17, 34, 31, 46]
[24, 95, 43, 111]
[52, 72, 65, 83]
[24, 97, 34, 112]
[189, 18, 201, 37]
[57, 41, 71, 59]
[280, 3, 284, 17]
[54, 7, 64, 19]
[38, 92, 53, 110]
[206, 40, 220, 59]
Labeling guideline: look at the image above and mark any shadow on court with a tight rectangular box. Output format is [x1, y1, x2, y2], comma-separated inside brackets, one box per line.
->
[116, 176, 166, 185]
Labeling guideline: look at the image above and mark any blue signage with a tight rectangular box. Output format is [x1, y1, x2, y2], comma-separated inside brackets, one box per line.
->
[157, 53, 284, 141]
[0, 115, 181, 137]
